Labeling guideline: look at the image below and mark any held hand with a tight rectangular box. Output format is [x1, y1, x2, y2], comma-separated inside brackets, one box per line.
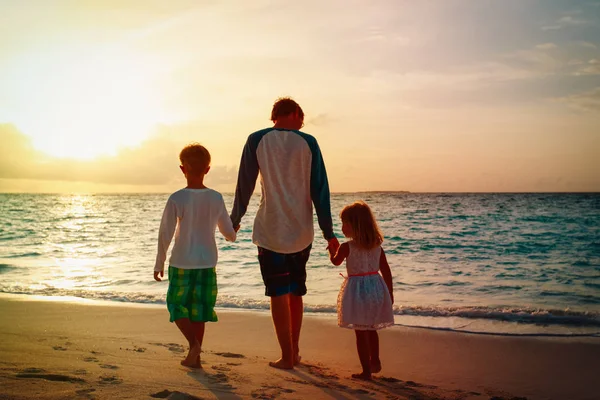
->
[326, 237, 340, 255]
[154, 270, 164, 282]
[234, 225, 241, 232]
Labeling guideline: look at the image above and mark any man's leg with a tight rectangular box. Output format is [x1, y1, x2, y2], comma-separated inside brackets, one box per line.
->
[269, 293, 294, 369]
[289, 294, 303, 365]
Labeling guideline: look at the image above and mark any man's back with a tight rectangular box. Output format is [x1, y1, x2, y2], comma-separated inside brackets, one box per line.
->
[231, 127, 333, 254]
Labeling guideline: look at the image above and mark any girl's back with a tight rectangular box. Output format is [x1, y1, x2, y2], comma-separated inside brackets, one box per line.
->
[345, 241, 381, 276]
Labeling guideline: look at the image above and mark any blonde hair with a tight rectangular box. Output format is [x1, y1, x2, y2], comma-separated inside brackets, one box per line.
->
[340, 201, 384, 249]
[179, 143, 211, 175]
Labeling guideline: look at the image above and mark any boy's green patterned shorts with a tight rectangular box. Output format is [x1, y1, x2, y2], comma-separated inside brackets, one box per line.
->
[166, 266, 218, 323]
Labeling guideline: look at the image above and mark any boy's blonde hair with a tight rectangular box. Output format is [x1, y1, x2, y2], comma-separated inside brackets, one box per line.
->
[340, 201, 383, 249]
[179, 143, 211, 175]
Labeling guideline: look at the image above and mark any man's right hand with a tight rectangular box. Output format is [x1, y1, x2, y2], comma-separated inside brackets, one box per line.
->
[154, 270, 164, 282]
[326, 237, 340, 255]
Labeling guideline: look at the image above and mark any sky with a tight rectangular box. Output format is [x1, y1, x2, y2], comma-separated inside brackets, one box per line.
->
[1, 0, 599, 193]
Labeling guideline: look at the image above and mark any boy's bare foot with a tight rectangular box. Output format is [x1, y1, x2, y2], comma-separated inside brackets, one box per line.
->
[371, 361, 381, 373]
[187, 355, 202, 369]
[351, 372, 372, 380]
[268, 358, 294, 370]
[180, 343, 201, 368]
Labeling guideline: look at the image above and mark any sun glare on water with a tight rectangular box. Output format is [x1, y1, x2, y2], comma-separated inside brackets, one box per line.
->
[20, 50, 166, 160]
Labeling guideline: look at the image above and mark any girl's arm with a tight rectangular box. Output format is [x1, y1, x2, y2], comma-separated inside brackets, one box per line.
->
[379, 248, 394, 304]
[329, 242, 349, 266]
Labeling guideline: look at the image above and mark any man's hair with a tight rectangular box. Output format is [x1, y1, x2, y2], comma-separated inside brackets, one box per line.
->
[271, 97, 304, 122]
[340, 201, 384, 249]
[179, 143, 211, 174]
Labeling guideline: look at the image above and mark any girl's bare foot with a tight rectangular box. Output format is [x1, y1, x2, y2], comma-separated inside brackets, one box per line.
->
[371, 361, 382, 373]
[180, 343, 201, 368]
[268, 358, 294, 370]
[351, 372, 372, 380]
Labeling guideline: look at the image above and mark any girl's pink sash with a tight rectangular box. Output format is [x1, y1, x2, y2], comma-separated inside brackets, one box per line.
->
[339, 271, 379, 279]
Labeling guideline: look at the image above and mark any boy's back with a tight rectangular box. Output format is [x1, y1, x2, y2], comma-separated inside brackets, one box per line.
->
[154, 188, 236, 272]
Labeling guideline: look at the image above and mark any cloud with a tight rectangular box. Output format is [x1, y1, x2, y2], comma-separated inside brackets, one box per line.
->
[542, 14, 589, 30]
[535, 43, 557, 50]
[0, 124, 239, 191]
[557, 87, 600, 111]
[306, 113, 336, 127]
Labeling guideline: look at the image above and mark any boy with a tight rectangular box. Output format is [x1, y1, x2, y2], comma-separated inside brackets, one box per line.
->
[154, 143, 236, 368]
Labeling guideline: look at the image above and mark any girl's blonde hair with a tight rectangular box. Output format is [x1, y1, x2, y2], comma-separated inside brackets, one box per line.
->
[340, 201, 383, 249]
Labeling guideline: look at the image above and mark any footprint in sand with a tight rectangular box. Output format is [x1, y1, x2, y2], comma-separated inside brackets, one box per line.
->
[150, 390, 202, 400]
[99, 375, 123, 385]
[150, 342, 186, 354]
[16, 368, 85, 383]
[52, 345, 68, 351]
[211, 365, 231, 372]
[214, 352, 245, 359]
[83, 357, 99, 363]
[100, 364, 119, 370]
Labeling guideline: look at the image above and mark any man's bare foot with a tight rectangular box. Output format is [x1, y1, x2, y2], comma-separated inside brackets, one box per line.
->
[294, 354, 302, 366]
[371, 361, 382, 373]
[351, 372, 372, 380]
[268, 358, 294, 370]
[180, 343, 201, 368]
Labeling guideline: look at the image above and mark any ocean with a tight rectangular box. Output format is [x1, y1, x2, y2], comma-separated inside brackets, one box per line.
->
[1, 192, 599, 336]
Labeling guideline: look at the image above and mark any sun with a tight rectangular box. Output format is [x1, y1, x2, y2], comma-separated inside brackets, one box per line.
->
[17, 49, 167, 160]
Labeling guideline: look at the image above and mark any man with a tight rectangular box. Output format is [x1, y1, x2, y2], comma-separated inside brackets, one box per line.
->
[230, 97, 340, 370]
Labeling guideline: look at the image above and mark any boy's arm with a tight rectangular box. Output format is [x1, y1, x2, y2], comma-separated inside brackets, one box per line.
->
[217, 196, 237, 242]
[154, 198, 177, 279]
[329, 242, 349, 266]
[379, 248, 394, 304]
[230, 136, 259, 228]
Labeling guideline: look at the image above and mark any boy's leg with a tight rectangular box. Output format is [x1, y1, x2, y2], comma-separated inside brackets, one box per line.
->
[368, 330, 381, 373]
[191, 321, 206, 367]
[269, 293, 294, 369]
[352, 330, 372, 380]
[167, 267, 200, 367]
[175, 318, 201, 367]
[289, 294, 303, 365]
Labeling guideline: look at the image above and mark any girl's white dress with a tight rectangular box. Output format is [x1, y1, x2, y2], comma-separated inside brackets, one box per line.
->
[337, 241, 395, 330]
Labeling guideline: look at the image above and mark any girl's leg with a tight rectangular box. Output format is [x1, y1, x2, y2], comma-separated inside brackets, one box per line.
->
[352, 330, 372, 380]
[368, 330, 381, 373]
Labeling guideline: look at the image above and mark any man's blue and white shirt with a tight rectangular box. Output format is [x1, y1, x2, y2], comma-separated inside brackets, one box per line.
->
[231, 128, 335, 254]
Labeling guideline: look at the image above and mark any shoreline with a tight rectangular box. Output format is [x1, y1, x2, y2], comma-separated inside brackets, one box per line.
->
[1, 295, 599, 399]
[1, 292, 598, 339]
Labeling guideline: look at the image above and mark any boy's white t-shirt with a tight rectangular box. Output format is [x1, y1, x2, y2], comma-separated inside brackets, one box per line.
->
[154, 188, 236, 272]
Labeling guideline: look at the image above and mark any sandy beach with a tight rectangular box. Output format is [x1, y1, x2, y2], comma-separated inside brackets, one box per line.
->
[0, 294, 598, 400]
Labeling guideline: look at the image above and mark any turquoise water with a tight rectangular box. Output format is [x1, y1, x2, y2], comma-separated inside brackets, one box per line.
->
[1, 192, 598, 335]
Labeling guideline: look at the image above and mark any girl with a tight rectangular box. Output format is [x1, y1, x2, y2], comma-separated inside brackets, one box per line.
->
[328, 201, 394, 380]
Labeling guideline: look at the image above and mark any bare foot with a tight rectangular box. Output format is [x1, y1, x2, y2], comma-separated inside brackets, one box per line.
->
[294, 354, 302, 366]
[180, 343, 201, 368]
[371, 361, 381, 374]
[351, 372, 372, 380]
[268, 358, 294, 370]
[188, 355, 202, 369]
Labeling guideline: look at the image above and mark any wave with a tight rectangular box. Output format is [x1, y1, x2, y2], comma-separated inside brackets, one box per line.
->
[1, 286, 599, 329]
[395, 305, 600, 327]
